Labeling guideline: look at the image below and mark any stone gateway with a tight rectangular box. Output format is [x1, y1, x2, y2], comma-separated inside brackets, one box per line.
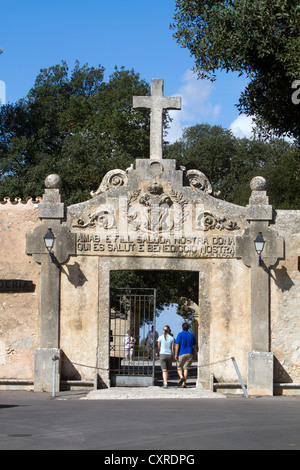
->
[0, 80, 299, 396]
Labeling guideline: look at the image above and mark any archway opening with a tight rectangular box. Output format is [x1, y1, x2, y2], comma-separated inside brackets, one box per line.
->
[109, 270, 199, 387]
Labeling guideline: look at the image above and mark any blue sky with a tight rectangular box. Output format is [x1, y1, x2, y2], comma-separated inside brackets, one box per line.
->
[155, 304, 185, 339]
[0, 0, 254, 141]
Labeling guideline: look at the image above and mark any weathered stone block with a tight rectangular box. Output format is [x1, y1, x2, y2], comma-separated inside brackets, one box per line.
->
[247, 352, 274, 396]
[34, 348, 61, 393]
[38, 202, 65, 219]
[246, 204, 273, 221]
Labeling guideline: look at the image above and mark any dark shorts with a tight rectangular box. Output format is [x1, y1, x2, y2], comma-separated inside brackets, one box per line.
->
[160, 354, 173, 371]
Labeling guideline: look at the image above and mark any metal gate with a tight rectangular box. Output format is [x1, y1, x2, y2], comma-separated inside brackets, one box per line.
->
[110, 288, 157, 386]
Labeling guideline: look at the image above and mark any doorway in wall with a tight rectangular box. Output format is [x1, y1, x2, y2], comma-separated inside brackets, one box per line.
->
[109, 270, 199, 387]
[110, 287, 157, 386]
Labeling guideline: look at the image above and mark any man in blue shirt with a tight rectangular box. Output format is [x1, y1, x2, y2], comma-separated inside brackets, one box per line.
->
[175, 322, 197, 388]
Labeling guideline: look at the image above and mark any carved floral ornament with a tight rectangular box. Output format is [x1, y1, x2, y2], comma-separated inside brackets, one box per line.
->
[89, 166, 216, 197]
[197, 211, 240, 232]
[90, 169, 128, 197]
[185, 169, 213, 194]
[72, 166, 240, 232]
[73, 185, 240, 233]
[73, 209, 116, 230]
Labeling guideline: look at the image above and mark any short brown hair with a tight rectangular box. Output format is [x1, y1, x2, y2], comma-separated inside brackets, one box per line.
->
[182, 322, 189, 331]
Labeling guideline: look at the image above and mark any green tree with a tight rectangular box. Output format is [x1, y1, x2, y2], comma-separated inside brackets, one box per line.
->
[0, 62, 151, 204]
[166, 124, 236, 191]
[111, 270, 199, 329]
[166, 123, 300, 209]
[171, 0, 300, 141]
[110, 270, 199, 315]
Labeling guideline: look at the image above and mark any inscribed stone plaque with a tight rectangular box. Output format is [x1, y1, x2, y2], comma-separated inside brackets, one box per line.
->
[0, 280, 35, 292]
[75, 233, 237, 258]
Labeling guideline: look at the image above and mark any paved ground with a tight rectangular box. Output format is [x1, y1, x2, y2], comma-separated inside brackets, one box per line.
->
[84, 385, 225, 400]
[0, 389, 299, 451]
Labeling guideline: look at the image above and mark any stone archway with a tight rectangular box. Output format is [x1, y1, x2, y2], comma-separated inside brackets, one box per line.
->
[25, 79, 286, 396]
[96, 258, 212, 389]
[26, 159, 285, 395]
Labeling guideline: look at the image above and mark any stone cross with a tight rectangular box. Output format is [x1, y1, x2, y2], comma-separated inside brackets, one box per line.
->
[133, 79, 181, 160]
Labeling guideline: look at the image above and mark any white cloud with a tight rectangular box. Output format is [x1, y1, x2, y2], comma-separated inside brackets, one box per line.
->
[229, 114, 255, 139]
[229, 114, 296, 142]
[166, 69, 221, 143]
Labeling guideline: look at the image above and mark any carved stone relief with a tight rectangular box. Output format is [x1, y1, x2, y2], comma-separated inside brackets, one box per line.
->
[90, 169, 128, 197]
[186, 169, 213, 194]
[126, 185, 188, 235]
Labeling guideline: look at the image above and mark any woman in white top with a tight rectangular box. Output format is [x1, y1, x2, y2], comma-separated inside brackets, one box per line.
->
[157, 325, 175, 389]
[124, 330, 135, 364]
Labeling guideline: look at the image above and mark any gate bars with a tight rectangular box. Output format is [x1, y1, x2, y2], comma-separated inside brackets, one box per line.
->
[110, 288, 157, 379]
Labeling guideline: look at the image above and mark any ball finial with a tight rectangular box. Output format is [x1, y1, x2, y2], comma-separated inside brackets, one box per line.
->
[45, 174, 63, 189]
[250, 176, 267, 191]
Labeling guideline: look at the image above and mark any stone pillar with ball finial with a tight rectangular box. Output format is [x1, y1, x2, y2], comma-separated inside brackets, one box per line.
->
[236, 176, 284, 395]
[26, 175, 76, 392]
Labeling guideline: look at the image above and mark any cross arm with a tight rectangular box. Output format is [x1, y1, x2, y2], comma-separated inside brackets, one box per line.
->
[133, 96, 152, 110]
[133, 96, 181, 111]
[162, 96, 181, 110]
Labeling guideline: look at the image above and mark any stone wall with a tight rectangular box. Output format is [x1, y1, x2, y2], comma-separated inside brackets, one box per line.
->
[0, 199, 40, 385]
[209, 259, 251, 383]
[0, 194, 299, 394]
[271, 211, 300, 384]
[60, 256, 99, 381]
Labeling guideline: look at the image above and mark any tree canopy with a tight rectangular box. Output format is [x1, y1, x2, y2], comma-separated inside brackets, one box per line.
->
[1, 62, 298, 210]
[0, 62, 152, 204]
[110, 270, 199, 327]
[166, 123, 300, 209]
[171, 0, 300, 141]
[110, 270, 198, 311]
